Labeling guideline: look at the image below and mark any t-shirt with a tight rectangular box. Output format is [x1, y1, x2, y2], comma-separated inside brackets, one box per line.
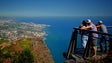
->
[100, 24, 108, 33]
[90, 23, 98, 38]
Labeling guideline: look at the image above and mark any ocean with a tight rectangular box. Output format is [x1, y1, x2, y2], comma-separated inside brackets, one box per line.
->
[15, 16, 112, 63]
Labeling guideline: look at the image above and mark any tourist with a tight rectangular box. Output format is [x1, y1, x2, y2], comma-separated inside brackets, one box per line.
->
[81, 19, 98, 57]
[97, 21, 108, 52]
[80, 20, 88, 49]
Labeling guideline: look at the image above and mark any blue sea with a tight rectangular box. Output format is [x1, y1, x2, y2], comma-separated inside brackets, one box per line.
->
[15, 16, 112, 63]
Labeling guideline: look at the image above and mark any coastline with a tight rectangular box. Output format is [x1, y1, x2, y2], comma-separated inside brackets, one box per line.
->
[0, 18, 54, 63]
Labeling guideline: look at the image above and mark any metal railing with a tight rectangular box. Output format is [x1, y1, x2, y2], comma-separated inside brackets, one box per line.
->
[64, 27, 112, 60]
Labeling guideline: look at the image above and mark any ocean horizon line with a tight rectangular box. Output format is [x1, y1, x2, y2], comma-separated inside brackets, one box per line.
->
[0, 16, 112, 18]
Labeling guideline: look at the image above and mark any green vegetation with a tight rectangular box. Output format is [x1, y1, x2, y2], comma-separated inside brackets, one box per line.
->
[0, 38, 34, 63]
[0, 38, 54, 63]
[19, 39, 31, 49]
[0, 39, 9, 44]
[0, 48, 11, 58]
[13, 48, 34, 63]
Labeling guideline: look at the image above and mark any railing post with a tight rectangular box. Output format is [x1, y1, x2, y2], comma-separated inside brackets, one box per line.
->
[66, 28, 78, 59]
[109, 37, 112, 52]
[73, 29, 78, 54]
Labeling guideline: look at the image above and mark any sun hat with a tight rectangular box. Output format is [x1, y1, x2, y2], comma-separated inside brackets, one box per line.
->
[98, 20, 103, 23]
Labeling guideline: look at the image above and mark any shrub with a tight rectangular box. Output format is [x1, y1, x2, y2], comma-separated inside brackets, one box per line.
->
[15, 48, 34, 63]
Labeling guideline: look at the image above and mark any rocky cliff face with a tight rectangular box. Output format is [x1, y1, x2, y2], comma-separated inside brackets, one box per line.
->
[32, 37, 54, 63]
[0, 38, 54, 63]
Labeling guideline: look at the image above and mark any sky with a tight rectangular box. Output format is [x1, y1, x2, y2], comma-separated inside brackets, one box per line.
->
[0, 0, 112, 17]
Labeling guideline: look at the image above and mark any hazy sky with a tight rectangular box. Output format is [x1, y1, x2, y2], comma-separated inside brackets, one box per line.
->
[0, 0, 112, 17]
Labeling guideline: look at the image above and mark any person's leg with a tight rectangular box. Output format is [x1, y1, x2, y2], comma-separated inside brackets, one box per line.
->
[92, 39, 97, 57]
[93, 46, 97, 57]
[82, 35, 88, 48]
[104, 36, 107, 52]
[100, 37, 103, 52]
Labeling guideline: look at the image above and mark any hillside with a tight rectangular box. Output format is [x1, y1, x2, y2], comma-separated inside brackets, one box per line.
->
[0, 38, 54, 63]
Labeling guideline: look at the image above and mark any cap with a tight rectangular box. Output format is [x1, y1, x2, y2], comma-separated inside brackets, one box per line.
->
[87, 19, 91, 23]
[98, 20, 103, 23]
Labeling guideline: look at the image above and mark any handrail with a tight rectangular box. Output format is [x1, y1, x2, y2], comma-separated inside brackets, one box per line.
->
[74, 27, 112, 36]
[74, 27, 112, 58]
[107, 26, 112, 28]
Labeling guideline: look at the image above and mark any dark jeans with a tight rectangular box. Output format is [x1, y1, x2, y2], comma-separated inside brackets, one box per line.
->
[100, 35, 108, 52]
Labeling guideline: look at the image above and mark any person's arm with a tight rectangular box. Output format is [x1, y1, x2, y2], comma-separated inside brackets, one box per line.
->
[80, 26, 91, 30]
[96, 25, 101, 28]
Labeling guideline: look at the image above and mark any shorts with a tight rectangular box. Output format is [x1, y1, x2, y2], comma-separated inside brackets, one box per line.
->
[91, 38, 97, 46]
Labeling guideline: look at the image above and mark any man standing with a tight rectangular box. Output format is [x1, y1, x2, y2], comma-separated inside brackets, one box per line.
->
[97, 21, 108, 52]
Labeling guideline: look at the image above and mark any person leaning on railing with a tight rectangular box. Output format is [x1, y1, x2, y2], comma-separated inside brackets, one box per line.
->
[96, 21, 108, 52]
[80, 19, 98, 57]
[79, 20, 88, 49]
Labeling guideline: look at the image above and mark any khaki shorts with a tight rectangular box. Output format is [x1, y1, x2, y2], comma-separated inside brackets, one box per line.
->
[91, 38, 97, 46]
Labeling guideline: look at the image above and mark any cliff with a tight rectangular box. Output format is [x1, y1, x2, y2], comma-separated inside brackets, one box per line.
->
[0, 18, 54, 63]
[0, 38, 54, 63]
